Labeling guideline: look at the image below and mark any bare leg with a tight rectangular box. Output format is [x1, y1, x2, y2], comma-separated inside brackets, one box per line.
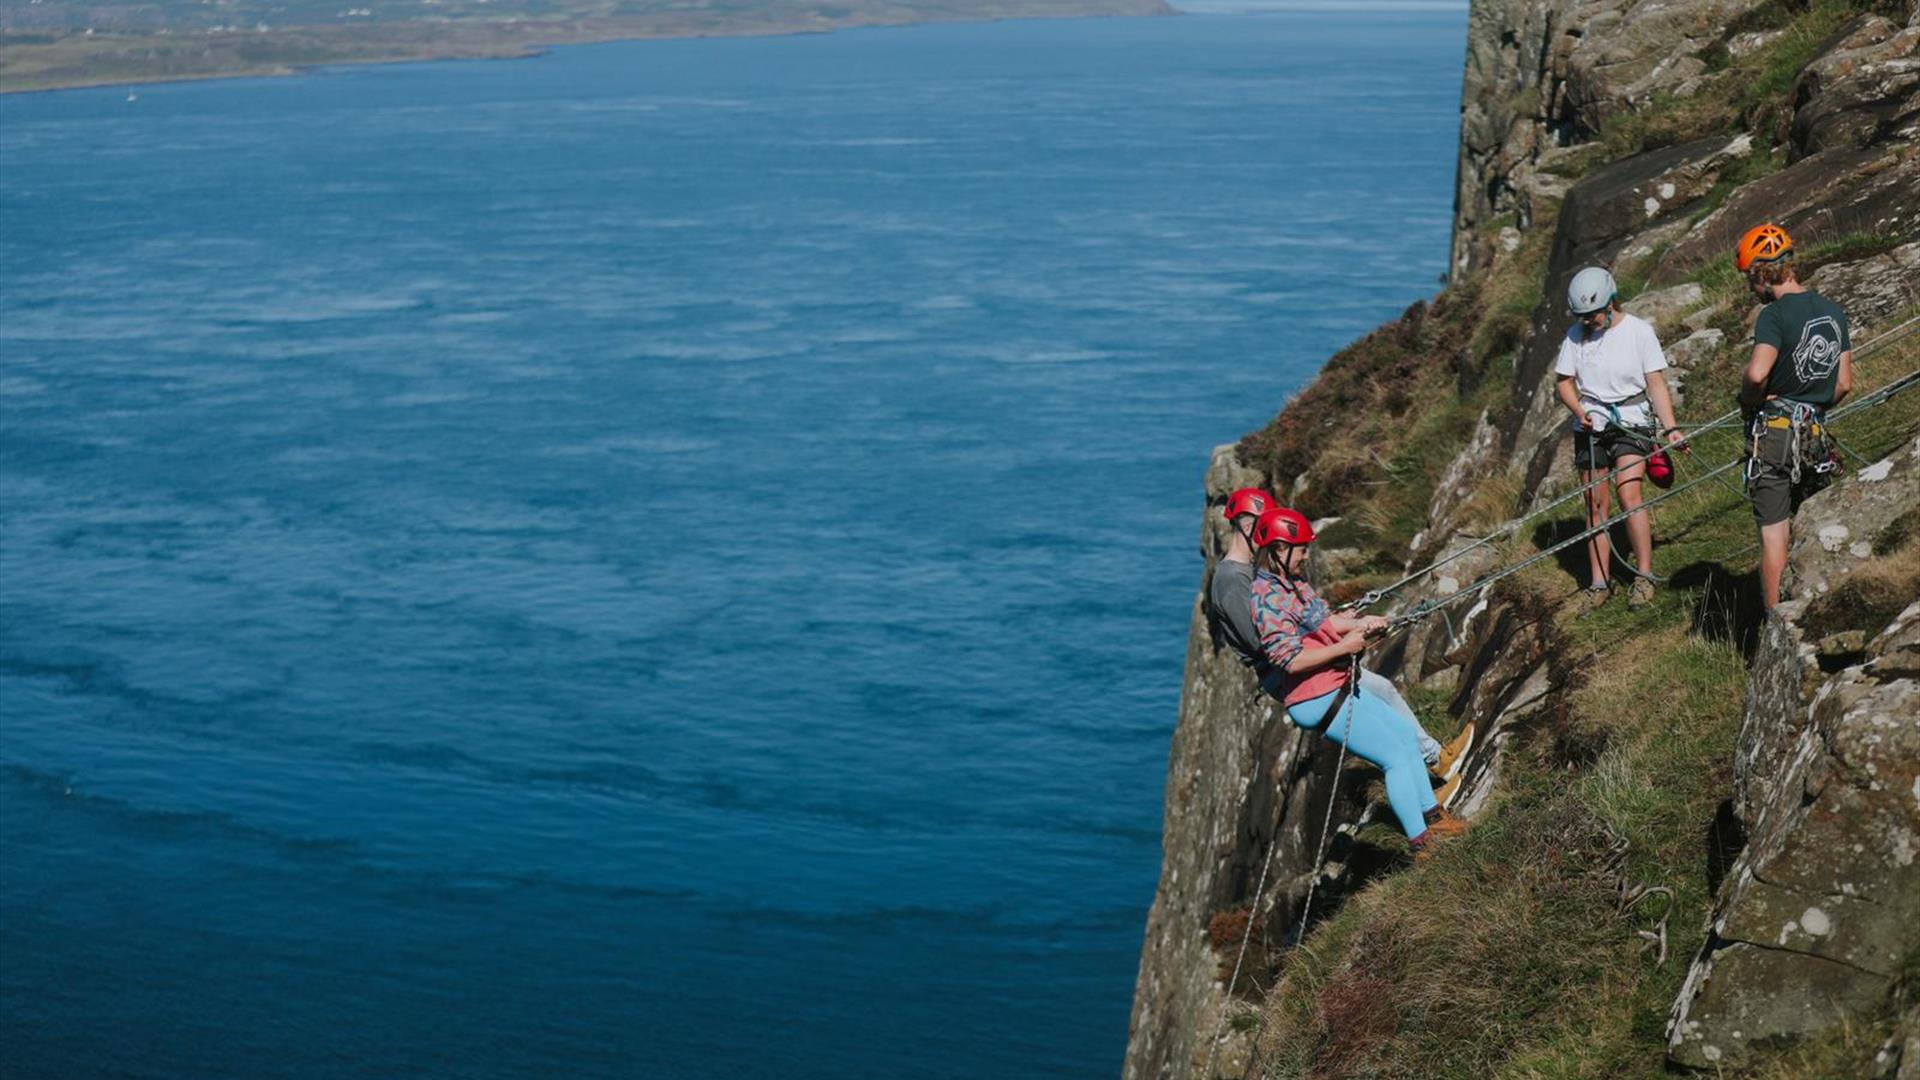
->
[1585, 470, 1614, 588]
[1759, 520, 1791, 608]
[1616, 456, 1651, 575]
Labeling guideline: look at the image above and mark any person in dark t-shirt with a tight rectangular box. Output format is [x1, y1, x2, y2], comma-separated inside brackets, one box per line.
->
[1735, 223, 1854, 609]
[1208, 487, 1277, 676]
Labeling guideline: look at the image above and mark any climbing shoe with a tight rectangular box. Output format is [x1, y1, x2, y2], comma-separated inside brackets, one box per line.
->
[1433, 722, 1476, 781]
[1627, 578, 1656, 610]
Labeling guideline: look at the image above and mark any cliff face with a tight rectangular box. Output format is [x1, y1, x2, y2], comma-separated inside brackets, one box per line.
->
[1668, 445, 1920, 1070]
[1126, 1, 1920, 1076]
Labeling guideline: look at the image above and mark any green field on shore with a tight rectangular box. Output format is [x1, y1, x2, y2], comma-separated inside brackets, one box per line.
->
[0, 0, 1173, 92]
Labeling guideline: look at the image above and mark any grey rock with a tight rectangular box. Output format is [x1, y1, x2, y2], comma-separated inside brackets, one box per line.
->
[1683, 301, 1728, 332]
[1450, 0, 1773, 277]
[1416, 409, 1504, 565]
[1790, 17, 1920, 159]
[1654, 113, 1920, 284]
[1668, 442, 1920, 1070]
[1807, 242, 1920, 336]
[1125, 445, 1371, 1080]
[1665, 327, 1726, 370]
[1623, 281, 1704, 325]
[1897, 999, 1920, 1079]
[1728, 28, 1786, 58]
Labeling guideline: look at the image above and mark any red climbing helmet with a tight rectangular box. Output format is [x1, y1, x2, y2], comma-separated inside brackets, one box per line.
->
[1222, 487, 1275, 521]
[1735, 223, 1793, 272]
[1647, 449, 1675, 489]
[1252, 506, 1316, 548]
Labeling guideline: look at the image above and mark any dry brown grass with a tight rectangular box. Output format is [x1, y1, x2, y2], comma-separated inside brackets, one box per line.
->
[1802, 540, 1920, 642]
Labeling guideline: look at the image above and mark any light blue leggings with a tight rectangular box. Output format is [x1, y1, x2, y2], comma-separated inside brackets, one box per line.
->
[1359, 668, 1442, 766]
[1288, 685, 1436, 840]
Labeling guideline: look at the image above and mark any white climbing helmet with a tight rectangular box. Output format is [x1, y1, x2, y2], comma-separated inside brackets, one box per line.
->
[1566, 266, 1618, 316]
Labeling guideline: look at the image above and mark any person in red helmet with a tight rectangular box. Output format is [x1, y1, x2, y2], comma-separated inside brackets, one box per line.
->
[1248, 507, 1469, 852]
[1208, 490, 1472, 787]
[1735, 223, 1853, 609]
[1206, 486, 1278, 669]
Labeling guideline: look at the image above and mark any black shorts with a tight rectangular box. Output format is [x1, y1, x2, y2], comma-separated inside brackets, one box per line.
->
[1573, 425, 1655, 472]
[1747, 427, 1832, 527]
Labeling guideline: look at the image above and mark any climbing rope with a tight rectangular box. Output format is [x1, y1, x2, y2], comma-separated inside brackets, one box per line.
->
[1196, 659, 1360, 1080]
[1188, 343, 1920, 1080]
[1382, 362, 1920, 638]
[1291, 658, 1359, 945]
[1339, 312, 1920, 613]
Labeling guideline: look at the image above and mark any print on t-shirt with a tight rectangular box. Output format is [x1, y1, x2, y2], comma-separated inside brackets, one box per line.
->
[1753, 290, 1850, 406]
[1793, 315, 1843, 383]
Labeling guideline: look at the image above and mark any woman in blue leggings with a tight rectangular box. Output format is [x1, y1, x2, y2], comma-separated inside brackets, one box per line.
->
[1247, 507, 1469, 852]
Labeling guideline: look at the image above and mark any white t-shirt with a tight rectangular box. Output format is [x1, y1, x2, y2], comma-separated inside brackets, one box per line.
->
[1552, 311, 1667, 430]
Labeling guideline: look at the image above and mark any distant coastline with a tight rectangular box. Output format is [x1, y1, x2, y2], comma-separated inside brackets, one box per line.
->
[0, 0, 1176, 94]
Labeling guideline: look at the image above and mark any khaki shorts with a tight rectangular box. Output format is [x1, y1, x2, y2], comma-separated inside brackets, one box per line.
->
[1747, 427, 1831, 527]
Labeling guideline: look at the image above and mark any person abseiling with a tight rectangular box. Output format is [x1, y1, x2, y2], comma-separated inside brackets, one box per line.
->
[1553, 265, 1686, 612]
[1209, 489, 1474, 787]
[1207, 486, 1279, 673]
[1735, 223, 1853, 610]
[1247, 506, 1469, 853]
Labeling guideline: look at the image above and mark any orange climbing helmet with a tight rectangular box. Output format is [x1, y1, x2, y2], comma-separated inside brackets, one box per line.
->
[1222, 487, 1275, 521]
[1735, 223, 1793, 272]
[1252, 506, 1316, 548]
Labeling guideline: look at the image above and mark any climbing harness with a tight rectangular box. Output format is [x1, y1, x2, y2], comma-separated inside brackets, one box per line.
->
[1745, 399, 1836, 491]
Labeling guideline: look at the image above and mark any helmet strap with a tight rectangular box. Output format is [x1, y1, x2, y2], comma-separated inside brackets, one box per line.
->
[1232, 518, 1256, 555]
[1275, 542, 1303, 583]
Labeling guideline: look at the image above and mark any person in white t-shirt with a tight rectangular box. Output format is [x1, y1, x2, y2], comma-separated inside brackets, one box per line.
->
[1552, 266, 1686, 611]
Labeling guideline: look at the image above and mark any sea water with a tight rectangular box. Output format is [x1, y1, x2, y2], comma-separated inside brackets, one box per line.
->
[0, 10, 1463, 1077]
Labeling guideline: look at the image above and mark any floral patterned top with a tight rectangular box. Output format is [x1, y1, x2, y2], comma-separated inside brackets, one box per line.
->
[1250, 569, 1348, 705]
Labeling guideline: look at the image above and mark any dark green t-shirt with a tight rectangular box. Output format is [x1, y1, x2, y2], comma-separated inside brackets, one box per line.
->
[1753, 290, 1851, 405]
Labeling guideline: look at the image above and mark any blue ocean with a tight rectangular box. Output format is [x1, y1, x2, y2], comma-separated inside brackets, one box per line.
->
[0, 10, 1462, 1077]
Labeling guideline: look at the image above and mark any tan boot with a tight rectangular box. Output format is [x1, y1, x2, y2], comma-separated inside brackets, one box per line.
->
[1578, 585, 1611, 618]
[1433, 723, 1476, 781]
[1412, 809, 1470, 860]
[1628, 578, 1656, 610]
[1433, 773, 1463, 810]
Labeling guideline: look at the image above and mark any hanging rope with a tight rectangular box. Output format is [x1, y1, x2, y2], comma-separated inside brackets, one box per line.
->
[1196, 658, 1360, 1080]
[1291, 657, 1359, 945]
